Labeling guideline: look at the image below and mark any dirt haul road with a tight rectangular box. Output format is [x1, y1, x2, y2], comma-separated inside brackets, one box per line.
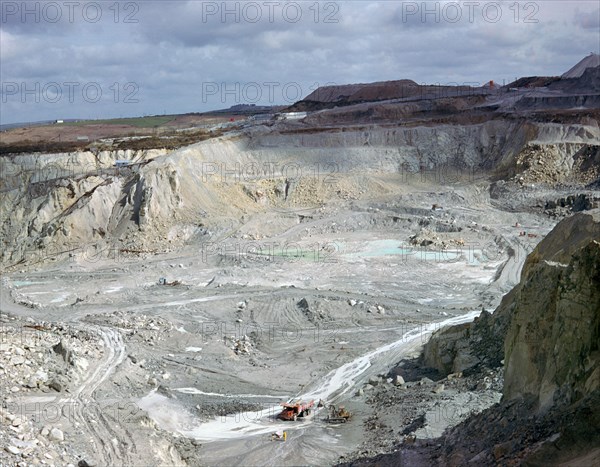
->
[138, 311, 481, 466]
[1, 177, 554, 466]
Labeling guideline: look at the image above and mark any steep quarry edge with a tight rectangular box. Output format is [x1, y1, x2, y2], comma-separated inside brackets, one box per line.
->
[342, 210, 599, 466]
[417, 210, 600, 464]
[2, 121, 599, 270]
[503, 213, 600, 413]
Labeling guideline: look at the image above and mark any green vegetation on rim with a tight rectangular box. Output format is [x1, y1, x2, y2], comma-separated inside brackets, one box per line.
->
[64, 116, 175, 128]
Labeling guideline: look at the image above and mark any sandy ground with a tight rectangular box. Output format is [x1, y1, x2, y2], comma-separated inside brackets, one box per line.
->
[0, 181, 555, 466]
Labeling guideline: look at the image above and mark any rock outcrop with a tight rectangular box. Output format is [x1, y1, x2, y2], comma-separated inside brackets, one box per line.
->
[424, 210, 600, 409]
[503, 211, 600, 412]
[422, 309, 505, 376]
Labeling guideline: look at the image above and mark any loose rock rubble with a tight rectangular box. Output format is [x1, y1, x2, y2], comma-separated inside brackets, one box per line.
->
[0, 317, 103, 396]
[0, 315, 104, 466]
[339, 361, 503, 464]
[229, 335, 254, 355]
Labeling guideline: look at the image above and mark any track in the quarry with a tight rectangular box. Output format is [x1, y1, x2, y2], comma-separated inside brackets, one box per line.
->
[1, 286, 133, 465]
[170, 309, 481, 442]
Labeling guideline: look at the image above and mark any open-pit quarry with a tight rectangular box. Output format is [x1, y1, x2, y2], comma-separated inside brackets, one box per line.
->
[1, 62, 600, 466]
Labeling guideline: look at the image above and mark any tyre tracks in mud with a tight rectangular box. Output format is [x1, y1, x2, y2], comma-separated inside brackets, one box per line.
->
[48, 325, 134, 465]
[65, 326, 134, 466]
[1, 287, 135, 465]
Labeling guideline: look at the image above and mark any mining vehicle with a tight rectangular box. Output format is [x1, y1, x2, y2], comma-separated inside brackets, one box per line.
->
[277, 399, 315, 421]
[325, 404, 352, 423]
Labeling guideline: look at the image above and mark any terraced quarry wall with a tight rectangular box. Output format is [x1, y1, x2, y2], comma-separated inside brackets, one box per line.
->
[1, 121, 598, 269]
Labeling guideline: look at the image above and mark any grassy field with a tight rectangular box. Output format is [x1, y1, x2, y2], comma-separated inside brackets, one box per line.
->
[64, 116, 175, 128]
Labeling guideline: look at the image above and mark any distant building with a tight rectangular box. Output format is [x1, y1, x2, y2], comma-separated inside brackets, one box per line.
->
[55, 119, 64, 124]
[250, 114, 274, 122]
[276, 112, 307, 120]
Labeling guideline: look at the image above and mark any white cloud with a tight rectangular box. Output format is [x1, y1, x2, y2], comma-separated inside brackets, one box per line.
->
[0, 29, 22, 61]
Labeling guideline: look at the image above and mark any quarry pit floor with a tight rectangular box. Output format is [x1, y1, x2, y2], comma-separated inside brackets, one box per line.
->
[1, 185, 555, 466]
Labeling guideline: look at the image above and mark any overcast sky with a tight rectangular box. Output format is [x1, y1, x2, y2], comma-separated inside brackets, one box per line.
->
[1, 0, 598, 124]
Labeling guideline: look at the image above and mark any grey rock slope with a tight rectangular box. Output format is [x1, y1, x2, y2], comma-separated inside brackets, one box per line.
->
[424, 210, 600, 412]
[561, 53, 600, 79]
[503, 210, 600, 412]
[2, 121, 598, 270]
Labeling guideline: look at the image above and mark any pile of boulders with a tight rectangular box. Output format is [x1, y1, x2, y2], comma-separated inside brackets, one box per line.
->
[366, 304, 386, 315]
[87, 311, 173, 346]
[0, 405, 82, 466]
[0, 317, 102, 466]
[512, 143, 599, 187]
[297, 297, 331, 323]
[0, 318, 103, 397]
[229, 335, 253, 355]
[409, 230, 466, 250]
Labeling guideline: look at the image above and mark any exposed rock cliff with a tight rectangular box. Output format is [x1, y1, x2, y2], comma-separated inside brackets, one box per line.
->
[405, 210, 600, 465]
[503, 211, 600, 412]
[424, 210, 600, 411]
[1, 122, 598, 269]
[421, 308, 505, 376]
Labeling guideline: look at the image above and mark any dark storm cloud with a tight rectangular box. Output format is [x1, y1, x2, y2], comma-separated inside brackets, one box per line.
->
[1, 1, 598, 124]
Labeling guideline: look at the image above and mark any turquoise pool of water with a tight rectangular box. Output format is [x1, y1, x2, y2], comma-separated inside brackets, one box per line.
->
[342, 240, 487, 264]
